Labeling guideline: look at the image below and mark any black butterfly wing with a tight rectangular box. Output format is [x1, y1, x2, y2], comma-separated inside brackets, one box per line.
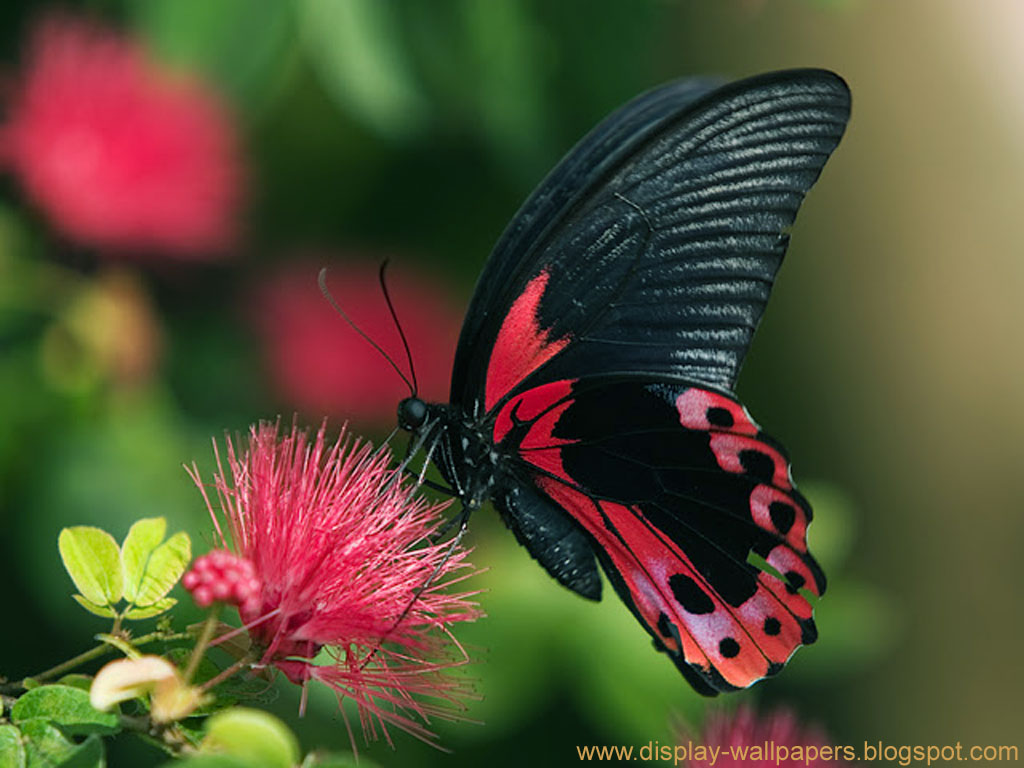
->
[489, 375, 822, 693]
[448, 69, 849, 692]
[450, 69, 850, 415]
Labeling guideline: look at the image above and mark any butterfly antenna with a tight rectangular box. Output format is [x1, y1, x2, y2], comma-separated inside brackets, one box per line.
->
[378, 259, 419, 396]
[317, 267, 416, 395]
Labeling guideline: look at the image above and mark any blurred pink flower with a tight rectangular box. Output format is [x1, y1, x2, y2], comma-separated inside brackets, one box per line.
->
[1, 14, 242, 258]
[250, 260, 463, 426]
[683, 706, 856, 767]
[189, 422, 481, 746]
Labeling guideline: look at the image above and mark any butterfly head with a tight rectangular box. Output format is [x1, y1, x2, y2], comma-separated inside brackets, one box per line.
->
[397, 396, 429, 432]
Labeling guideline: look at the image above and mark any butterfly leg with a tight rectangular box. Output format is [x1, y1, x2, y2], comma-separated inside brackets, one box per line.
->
[433, 500, 473, 543]
[400, 468, 457, 497]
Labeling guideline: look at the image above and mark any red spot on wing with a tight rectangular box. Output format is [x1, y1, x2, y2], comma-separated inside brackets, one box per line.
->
[485, 271, 570, 412]
[708, 433, 792, 489]
[750, 484, 808, 553]
[675, 388, 758, 435]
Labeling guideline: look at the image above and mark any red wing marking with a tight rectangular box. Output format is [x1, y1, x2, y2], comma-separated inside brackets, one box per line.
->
[675, 388, 758, 436]
[534, 475, 813, 690]
[708, 433, 792, 490]
[493, 379, 575, 444]
[485, 271, 570, 412]
[493, 379, 578, 479]
[536, 475, 712, 672]
[750, 484, 808, 553]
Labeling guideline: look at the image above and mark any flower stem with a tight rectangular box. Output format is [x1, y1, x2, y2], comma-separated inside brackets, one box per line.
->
[184, 605, 221, 684]
[25, 644, 114, 684]
[119, 714, 197, 757]
[0, 629, 191, 695]
[198, 653, 254, 692]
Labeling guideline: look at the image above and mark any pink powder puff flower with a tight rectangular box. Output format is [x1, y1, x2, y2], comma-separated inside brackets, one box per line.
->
[683, 705, 857, 767]
[0, 14, 242, 258]
[187, 421, 481, 748]
[249, 260, 462, 426]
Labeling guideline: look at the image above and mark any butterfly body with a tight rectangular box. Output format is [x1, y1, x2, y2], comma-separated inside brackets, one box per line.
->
[398, 69, 850, 694]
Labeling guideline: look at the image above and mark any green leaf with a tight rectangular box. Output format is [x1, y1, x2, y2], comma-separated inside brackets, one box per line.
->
[17, 719, 75, 768]
[131, 531, 191, 607]
[58, 527, 123, 607]
[300, 0, 426, 137]
[55, 675, 93, 693]
[201, 708, 299, 768]
[11, 685, 120, 736]
[70, 595, 117, 619]
[134, 0, 294, 111]
[121, 517, 167, 603]
[0, 724, 26, 768]
[54, 736, 104, 768]
[124, 597, 177, 620]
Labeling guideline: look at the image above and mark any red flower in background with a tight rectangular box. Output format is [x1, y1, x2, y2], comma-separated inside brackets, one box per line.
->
[683, 706, 857, 768]
[188, 422, 481, 746]
[1, 15, 242, 258]
[251, 260, 463, 426]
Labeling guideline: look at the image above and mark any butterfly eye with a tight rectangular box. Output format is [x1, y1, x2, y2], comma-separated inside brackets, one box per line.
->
[398, 397, 428, 431]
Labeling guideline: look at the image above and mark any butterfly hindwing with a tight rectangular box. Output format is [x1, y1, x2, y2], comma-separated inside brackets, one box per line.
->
[491, 376, 822, 693]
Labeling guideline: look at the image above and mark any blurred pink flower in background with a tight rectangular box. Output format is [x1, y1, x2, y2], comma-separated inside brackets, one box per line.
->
[250, 259, 463, 426]
[0, 14, 242, 258]
[188, 422, 481, 746]
[683, 705, 857, 768]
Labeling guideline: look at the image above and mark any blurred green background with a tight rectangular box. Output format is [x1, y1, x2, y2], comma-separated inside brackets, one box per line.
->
[2, 1, 1022, 765]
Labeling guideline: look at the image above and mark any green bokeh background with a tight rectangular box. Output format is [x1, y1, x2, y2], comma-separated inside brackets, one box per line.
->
[2, 1, 1022, 765]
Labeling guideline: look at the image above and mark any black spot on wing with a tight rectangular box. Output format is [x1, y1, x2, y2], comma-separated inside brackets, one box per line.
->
[669, 574, 715, 614]
[739, 449, 775, 482]
[768, 501, 796, 535]
[801, 617, 818, 645]
[719, 637, 741, 658]
[706, 406, 734, 428]
[784, 570, 806, 595]
[763, 616, 782, 636]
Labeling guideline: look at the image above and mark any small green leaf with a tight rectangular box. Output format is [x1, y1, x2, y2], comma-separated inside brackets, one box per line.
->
[17, 719, 75, 768]
[121, 517, 167, 603]
[132, 531, 191, 607]
[56, 675, 94, 692]
[201, 708, 299, 768]
[71, 595, 117, 619]
[58, 527, 123, 607]
[0, 724, 26, 768]
[12, 685, 120, 736]
[124, 597, 177, 620]
[53, 736, 104, 768]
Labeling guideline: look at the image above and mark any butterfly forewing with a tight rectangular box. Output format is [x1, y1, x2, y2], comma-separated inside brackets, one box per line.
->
[451, 69, 849, 413]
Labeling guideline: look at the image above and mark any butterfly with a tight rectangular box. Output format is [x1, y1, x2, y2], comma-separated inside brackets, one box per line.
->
[397, 69, 850, 694]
